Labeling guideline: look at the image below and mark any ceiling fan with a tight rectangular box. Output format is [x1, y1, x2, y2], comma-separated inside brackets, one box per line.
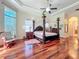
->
[40, 0, 57, 14]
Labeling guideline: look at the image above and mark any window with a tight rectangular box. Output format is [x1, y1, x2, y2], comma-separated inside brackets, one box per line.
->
[23, 20, 33, 32]
[45, 22, 49, 28]
[4, 6, 16, 36]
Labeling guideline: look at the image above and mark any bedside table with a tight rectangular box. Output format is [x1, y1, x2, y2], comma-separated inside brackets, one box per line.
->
[26, 32, 34, 39]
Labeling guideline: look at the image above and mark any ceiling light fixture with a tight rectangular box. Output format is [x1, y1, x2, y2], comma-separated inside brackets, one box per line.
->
[46, 7, 50, 12]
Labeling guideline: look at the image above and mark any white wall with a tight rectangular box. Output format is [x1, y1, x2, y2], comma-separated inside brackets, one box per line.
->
[17, 11, 28, 39]
[17, 11, 43, 39]
[0, 3, 4, 46]
[49, 12, 65, 37]
[0, 3, 4, 32]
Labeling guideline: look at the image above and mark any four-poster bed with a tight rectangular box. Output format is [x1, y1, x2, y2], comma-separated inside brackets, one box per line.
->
[33, 11, 60, 43]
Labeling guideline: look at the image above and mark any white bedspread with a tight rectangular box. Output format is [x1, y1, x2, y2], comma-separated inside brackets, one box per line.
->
[34, 31, 57, 39]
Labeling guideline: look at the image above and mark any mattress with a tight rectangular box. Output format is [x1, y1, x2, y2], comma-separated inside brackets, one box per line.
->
[34, 31, 57, 39]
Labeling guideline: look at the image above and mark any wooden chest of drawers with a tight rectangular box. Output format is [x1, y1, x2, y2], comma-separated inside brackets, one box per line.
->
[26, 32, 34, 39]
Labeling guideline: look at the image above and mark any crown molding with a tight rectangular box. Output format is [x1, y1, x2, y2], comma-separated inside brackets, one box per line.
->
[52, 1, 79, 16]
[15, 0, 41, 11]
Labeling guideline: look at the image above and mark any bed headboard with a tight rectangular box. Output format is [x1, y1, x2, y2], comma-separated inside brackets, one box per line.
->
[51, 28, 58, 33]
[34, 26, 43, 31]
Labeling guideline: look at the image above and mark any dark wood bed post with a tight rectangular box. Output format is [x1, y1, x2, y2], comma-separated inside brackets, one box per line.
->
[42, 10, 46, 43]
[57, 17, 60, 37]
[33, 20, 35, 31]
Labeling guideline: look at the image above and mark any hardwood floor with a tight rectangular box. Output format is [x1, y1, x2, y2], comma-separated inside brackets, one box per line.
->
[0, 37, 78, 59]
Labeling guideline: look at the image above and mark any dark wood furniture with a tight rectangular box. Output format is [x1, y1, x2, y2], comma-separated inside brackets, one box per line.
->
[33, 10, 60, 44]
[33, 20, 35, 31]
[26, 32, 34, 39]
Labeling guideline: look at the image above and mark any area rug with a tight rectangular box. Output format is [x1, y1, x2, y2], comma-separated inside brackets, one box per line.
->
[25, 39, 40, 45]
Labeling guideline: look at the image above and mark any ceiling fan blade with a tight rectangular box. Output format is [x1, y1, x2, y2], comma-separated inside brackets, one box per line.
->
[40, 8, 46, 10]
[50, 8, 57, 10]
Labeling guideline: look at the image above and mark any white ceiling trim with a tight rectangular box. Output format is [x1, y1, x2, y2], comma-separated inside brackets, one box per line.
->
[52, 1, 79, 16]
[15, 0, 41, 11]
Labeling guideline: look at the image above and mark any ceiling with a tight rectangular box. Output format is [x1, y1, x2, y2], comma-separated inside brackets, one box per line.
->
[15, 0, 79, 9]
[4, 0, 79, 15]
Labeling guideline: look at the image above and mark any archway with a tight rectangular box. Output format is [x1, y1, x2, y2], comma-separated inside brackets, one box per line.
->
[68, 17, 78, 37]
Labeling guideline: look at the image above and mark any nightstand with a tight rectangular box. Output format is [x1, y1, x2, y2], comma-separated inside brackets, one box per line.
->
[26, 32, 34, 39]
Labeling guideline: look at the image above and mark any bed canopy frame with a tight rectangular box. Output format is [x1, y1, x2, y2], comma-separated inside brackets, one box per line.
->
[33, 10, 60, 43]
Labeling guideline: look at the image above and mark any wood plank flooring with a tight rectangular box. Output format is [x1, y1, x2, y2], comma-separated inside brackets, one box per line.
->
[0, 37, 78, 59]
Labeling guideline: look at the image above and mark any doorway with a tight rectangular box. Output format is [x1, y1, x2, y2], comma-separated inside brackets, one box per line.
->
[68, 17, 78, 37]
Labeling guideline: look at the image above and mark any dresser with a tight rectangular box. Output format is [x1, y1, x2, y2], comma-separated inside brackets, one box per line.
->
[26, 32, 34, 39]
